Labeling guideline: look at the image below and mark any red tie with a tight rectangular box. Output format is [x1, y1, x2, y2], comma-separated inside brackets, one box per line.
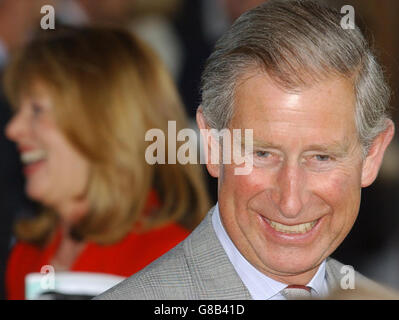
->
[281, 285, 312, 300]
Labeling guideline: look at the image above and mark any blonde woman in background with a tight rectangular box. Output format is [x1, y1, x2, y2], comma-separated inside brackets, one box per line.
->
[4, 27, 210, 299]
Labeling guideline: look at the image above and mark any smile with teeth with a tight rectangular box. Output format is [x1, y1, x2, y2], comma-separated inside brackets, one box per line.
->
[265, 218, 318, 234]
[21, 150, 47, 165]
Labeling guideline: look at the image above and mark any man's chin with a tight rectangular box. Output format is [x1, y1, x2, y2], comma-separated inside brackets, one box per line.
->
[257, 255, 325, 282]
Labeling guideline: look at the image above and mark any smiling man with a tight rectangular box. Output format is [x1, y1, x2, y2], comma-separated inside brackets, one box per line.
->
[97, 0, 396, 299]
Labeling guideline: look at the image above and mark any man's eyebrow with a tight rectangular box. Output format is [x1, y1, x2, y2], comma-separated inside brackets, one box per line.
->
[241, 139, 351, 155]
[240, 140, 282, 149]
[305, 140, 350, 156]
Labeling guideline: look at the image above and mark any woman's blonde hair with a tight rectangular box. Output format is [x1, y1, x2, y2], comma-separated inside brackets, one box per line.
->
[4, 27, 211, 246]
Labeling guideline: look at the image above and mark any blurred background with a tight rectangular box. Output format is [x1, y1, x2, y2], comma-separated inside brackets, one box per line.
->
[0, 0, 398, 299]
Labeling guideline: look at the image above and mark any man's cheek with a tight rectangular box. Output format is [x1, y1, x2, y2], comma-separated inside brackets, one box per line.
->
[316, 170, 359, 204]
[320, 173, 360, 229]
[233, 171, 266, 197]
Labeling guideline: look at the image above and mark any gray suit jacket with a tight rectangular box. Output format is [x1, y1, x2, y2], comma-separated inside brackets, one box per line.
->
[96, 206, 397, 300]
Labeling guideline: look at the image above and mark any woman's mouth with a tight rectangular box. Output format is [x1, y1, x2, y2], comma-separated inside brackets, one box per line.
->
[21, 149, 47, 165]
[20, 149, 47, 175]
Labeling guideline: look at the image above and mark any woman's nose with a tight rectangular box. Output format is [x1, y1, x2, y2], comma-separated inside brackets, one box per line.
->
[5, 110, 27, 143]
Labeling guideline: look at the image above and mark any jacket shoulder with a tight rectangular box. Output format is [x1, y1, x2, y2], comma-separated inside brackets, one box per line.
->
[95, 240, 195, 300]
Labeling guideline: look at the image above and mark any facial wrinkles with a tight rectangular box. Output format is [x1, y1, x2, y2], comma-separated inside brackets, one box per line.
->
[242, 76, 353, 139]
[239, 148, 360, 250]
[219, 73, 365, 283]
[263, 107, 341, 143]
[251, 146, 360, 212]
[248, 178, 330, 223]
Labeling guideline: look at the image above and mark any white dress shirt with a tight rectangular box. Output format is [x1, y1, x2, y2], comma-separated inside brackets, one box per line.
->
[212, 203, 329, 300]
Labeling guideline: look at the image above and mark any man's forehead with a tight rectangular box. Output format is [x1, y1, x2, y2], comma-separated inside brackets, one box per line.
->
[232, 71, 357, 122]
[229, 71, 359, 155]
[235, 69, 355, 98]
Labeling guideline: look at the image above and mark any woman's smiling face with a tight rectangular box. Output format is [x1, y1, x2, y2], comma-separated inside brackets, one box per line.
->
[6, 82, 90, 220]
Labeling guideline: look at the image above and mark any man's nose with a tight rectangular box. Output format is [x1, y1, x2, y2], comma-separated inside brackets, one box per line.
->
[273, 163, 306, 219]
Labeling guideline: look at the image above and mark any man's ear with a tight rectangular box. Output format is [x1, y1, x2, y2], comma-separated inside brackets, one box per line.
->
[361, 119, 395, 187]
[196, 106, 220, 178]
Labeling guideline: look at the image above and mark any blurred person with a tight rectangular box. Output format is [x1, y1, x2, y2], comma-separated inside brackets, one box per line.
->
[97, 0, 397, 300]
[0, 0, 51, 54]
[56, 0, 136, 27]
[128, 0, 184, 80]
[57, 0, 185, 81]
[174, 0, 265, 119]
[173, 0, 267, 203]
[0, 0, 54, 299]
[4, 26, 210, 300]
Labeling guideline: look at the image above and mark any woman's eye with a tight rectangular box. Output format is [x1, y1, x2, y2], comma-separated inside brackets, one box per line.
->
[31, 103, 43, 116]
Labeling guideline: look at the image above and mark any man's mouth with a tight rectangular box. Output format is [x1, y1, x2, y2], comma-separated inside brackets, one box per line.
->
[264, 218, 318, 234]
[21, 149, 47, 165]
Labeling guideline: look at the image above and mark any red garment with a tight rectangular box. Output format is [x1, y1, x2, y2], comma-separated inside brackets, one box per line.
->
[6, 222, 189, 300]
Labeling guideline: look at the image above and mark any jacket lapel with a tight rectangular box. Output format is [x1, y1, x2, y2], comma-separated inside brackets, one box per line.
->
[183, 206, 252, 299]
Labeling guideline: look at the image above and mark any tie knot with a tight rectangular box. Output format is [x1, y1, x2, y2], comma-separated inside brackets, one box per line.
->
[281, 285, 312, 300]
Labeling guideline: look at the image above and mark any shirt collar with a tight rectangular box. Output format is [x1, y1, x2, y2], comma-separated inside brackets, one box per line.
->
[308, 258, 327, 296]
[212, 203, 328, 299]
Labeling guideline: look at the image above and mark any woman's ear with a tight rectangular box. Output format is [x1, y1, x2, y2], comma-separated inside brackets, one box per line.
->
[196, 106, 220, 178]
[361, 119, 395, 187]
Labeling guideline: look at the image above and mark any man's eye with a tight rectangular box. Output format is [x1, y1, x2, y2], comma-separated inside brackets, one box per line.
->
[315, 155, 330, 161]
[256, 151, 270, 158]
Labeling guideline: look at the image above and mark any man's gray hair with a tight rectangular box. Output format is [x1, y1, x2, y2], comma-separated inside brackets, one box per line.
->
[201, 0, 391, 155]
